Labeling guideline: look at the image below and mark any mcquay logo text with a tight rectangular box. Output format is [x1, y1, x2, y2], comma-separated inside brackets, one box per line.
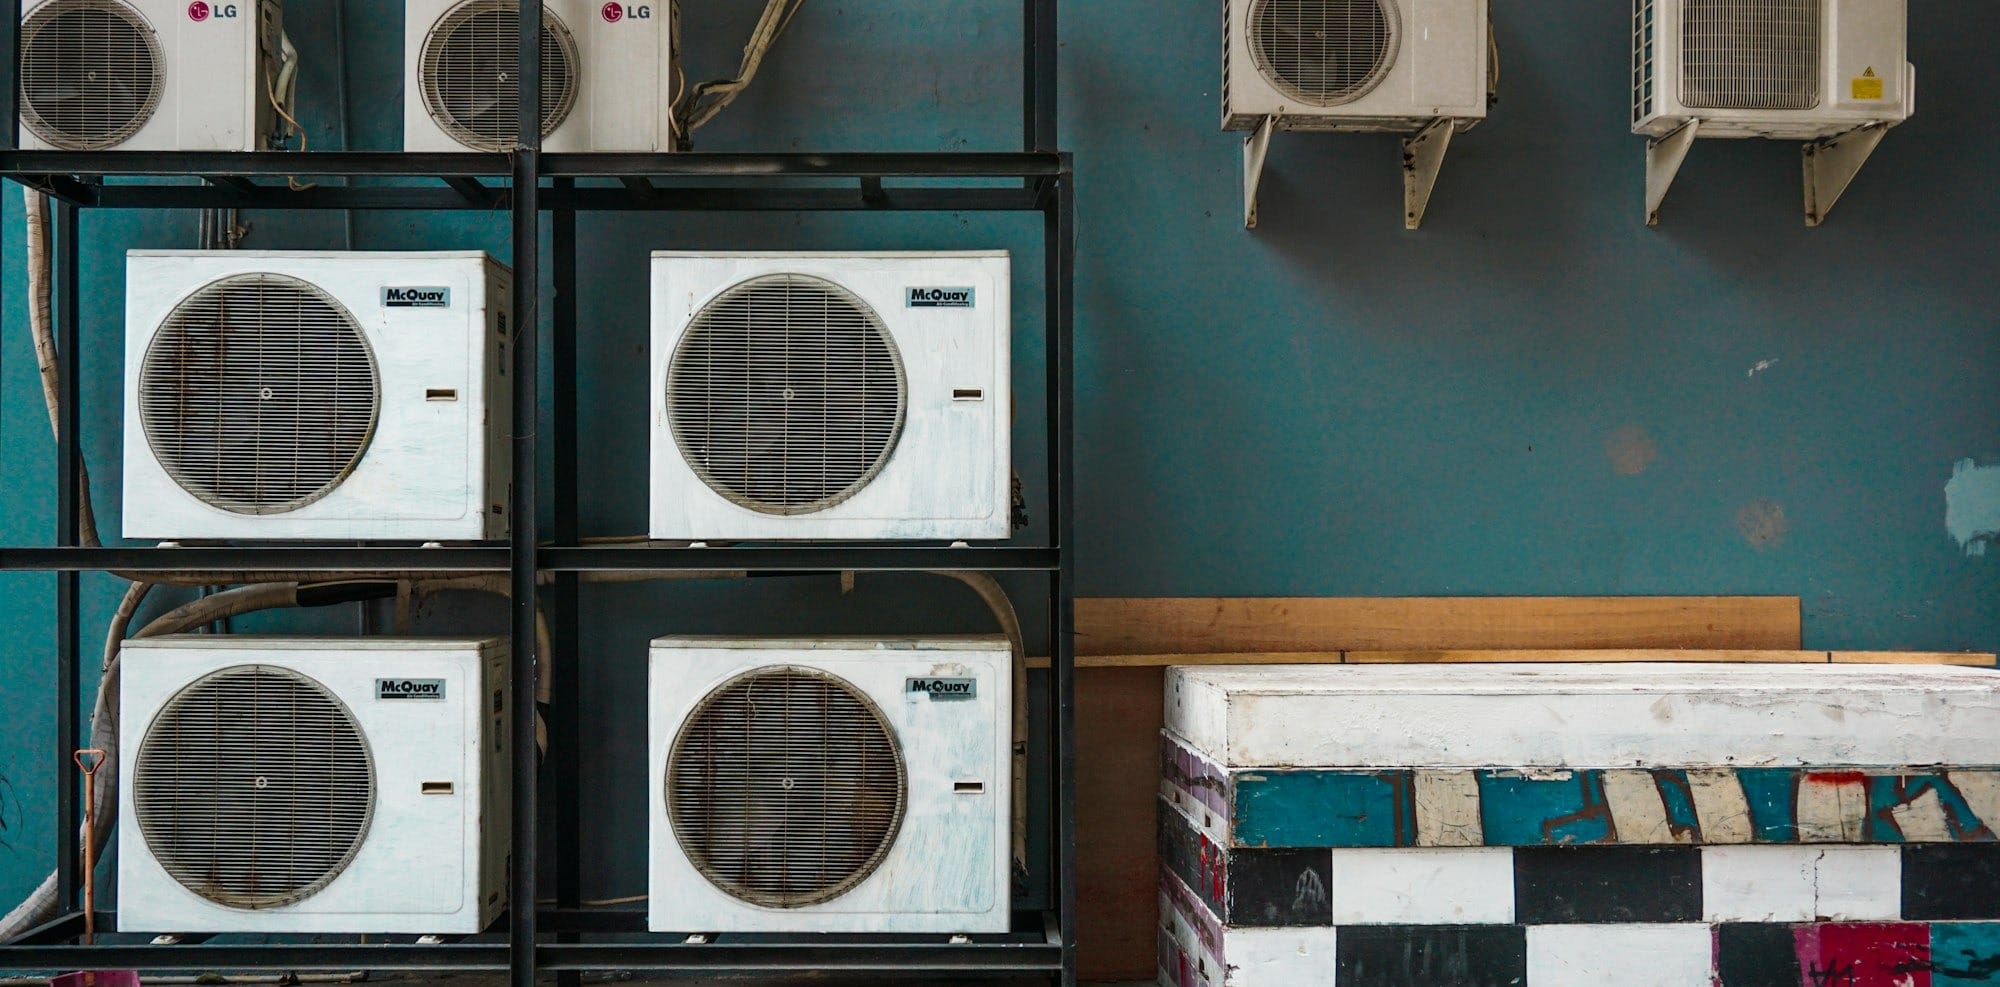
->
[907, 287, 975, 308]
[382, 286, 451, 308]
[377, 678, 446, 701]
[906, 677, 977, 701]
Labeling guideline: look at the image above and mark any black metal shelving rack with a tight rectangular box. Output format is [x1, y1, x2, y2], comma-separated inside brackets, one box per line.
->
[0, 1, 1075, 983]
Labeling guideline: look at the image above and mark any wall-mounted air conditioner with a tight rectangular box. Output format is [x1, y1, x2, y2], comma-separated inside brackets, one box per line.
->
[648, 636, 1013, 933]
[649, 252, 1011, 542]
[117, 636, 510, 933]
[17, 0, 284, 151]
[123, 251, 512, 542]
[1632, 0, 1913, 225]
[1222, 0, 1491, 229]
[405, 0, 676, 152]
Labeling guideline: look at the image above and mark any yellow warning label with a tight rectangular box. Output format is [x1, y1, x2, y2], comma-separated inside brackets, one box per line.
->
[1852, 66, 1885, 101]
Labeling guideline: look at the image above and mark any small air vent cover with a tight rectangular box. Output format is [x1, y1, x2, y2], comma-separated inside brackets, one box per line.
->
[666, 275, 907, 515]
[1680, 0, 1821, 110]
[139, 273, 380, 516]
[666, 667, 907, 908]
[134, 665, 375, 909]
[20, 0, 164, 150]
[1248, 0, 1400, 106]
[419, 0, 580, 151]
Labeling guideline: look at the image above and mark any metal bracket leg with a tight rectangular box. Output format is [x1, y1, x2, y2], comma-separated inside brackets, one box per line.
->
[1645, 118, 1700, 227]
[1244, 116, 1276, 230]
[1403, 118, 1454, 231]
[1804, 123, 1888, 227]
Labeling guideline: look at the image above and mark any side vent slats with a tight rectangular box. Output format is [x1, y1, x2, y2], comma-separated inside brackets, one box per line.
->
[1679, 0, 1821, 111]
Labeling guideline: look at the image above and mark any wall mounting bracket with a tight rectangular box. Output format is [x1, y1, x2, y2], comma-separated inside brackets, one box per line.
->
[1645, 118, 1700, 227]
[1803, 122, 1889, 228]
[1244, 115, 1276, 230]
[1402, 118, 1455, 231]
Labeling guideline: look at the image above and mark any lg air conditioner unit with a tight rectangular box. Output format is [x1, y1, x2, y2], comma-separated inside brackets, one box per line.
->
[117, 636, 510, 934]
[405, 0, 675, 152]
[17, 0, 284, 151]
[123, 251, 512, 542]
[1632, 0, 1913, 225]
[1222, 0, 1491, 229]
[649, 252, 1011, 542]
[649, 636, 1013, 933]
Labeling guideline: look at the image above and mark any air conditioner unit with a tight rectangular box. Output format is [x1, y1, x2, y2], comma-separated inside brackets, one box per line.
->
[648, 636, 1013, 933]
[404, 0, 675, 152]
[1631, 0, 1913, 225]
[123, 250, 512, 542]
[17, 0, 284, 151]
[1222, 0, 1491, 229]
[649, 252, 1011, 542]
[117, 636, 510, 934]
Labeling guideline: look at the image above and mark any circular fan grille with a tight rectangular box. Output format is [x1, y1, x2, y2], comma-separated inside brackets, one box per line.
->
[20, 0, 164, 149]
[139, 273, 380, 516]
[667, 275, 907, 515]
[135, 666, 375, 909]
[420, 0, 579, 151]
[1249, 0, 1400, 106]
[667, 667, 907, 908]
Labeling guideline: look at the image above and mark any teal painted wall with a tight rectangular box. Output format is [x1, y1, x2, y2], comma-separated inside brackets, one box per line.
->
[3, 0, 1998, 909]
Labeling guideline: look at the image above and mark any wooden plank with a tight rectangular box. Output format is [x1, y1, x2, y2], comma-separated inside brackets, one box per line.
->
[1830, 651, 1998, 667]
[1346, 649, 1827, 664]
[1071, 596, 1803, 982]
[1075, 596, 1802, 655]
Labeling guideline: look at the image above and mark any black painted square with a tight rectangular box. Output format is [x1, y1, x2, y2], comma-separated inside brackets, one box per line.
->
[1715, 923, 1803, 987]
[1904, 843, 2000, 920]
[1513, 845, 1702, 924]
[1227, 848, 1332, 926]
[1335, 924, 1528, 987]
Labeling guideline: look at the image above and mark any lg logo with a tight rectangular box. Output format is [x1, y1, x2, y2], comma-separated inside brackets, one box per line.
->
[187, 1, 239, 20]
[600, 2, 651, 21]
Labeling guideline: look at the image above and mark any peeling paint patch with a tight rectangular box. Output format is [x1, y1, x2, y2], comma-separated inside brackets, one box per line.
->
[1945, 459, 2000, 556]
[1748, 358, 1781, 377]
[1737, 500, 1789, 550]
[1606, 424, 1659, 476]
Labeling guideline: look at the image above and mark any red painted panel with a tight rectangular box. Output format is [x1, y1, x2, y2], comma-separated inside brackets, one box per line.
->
[1794, 923, 1932, 987]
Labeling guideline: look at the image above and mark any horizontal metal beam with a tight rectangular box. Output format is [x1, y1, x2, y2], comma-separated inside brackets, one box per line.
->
[0, 150, 512, 177]
[544, 185, 1042, 212]
[0, 942, 510, 972]
[542, 151, 1067, 179]
[535, 941, 1062, 976]
[0, 547, 509, 572]
[538, 546, 1060, 572]
[86, 184, 507, 211]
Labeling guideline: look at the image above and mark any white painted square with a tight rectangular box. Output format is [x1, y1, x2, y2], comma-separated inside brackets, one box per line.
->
[1327, 848, 1514, 925]
[1703, 846, 1900, 922]
[1526, 924, 1712, 987]
[1222, 927, 1336, 987]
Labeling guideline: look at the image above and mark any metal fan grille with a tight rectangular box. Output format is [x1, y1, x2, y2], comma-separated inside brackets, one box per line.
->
[1680, 0, 1821, 110]
[134, 666, 375, 909]
[420, 0, 580, 151]
[20, 0, 163, 150]
[667, 667, 906, 908]
[139, 273, 380, 516]
[667, 275, 906, 515]
[1249, 0, 1400, 107]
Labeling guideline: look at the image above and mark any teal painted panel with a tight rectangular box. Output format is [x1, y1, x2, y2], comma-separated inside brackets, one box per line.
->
[1931, 923, 2000, 985]
[1231, 770, 1411, 849]
[1476, 770, 1613, 846]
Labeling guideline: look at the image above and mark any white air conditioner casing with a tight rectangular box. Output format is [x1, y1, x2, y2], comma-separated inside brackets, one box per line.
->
[648, 636, 1013, 933]
[1222, 0, 1489, 133]
[649, 252, 1012, 541]
[405, 0, 676, 152]
[123, 250, 512, 542]
[117, 636, 511, 934]
[17, 0, 281, 151]
[1633, 0, 1913, 140]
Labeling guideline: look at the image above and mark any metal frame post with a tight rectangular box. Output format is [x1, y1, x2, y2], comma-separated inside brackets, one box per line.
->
[1023, 0, 1056, 151]
[52, 195, 80, 913]
[1046, 162, 1076, 987]
[509, 4, 543, 987]
[549, 178, 581, 987]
